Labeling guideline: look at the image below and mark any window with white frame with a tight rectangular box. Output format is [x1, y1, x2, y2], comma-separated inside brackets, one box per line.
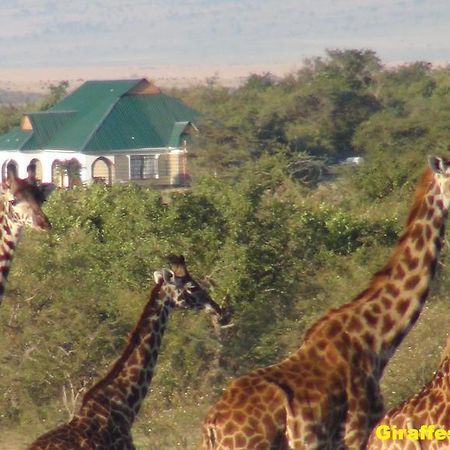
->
[130, 155, 158, 179]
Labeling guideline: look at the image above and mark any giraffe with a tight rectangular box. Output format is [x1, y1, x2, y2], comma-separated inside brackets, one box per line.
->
[0, 163, 50, 304]
[201, 155, 450, 450]
[366, 336, 450, 450]
[28, 255, 224, 450]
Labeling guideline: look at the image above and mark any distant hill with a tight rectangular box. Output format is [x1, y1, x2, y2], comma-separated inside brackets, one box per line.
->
[0, 89, 42, 105]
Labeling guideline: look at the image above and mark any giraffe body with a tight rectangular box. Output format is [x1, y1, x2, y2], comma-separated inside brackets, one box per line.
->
[366, 342, 450, 450]
[202, 156, 450, 450]
[29, 256, 222, 450]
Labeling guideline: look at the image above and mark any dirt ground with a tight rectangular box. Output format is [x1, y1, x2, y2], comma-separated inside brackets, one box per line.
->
[0, 431, 28, 450]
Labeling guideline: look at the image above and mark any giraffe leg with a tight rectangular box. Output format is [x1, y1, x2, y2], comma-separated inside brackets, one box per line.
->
[343, 372, 385, 450]
[284, 402, 323, 450]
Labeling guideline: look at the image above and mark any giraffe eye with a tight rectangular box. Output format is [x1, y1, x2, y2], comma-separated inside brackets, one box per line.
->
[9, 199, 17, 206]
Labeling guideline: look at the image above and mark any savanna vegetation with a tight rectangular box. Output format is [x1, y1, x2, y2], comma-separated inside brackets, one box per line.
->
[1, 50, 450, 449]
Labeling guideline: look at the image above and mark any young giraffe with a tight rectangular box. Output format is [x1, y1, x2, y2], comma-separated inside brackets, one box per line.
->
[0, 164, 50, 304]
[201, 155, 450, 450]
[366, 336, 450, 450]
[28, 255, 224, 450]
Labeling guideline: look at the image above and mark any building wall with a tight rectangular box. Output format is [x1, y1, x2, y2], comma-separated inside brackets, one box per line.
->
[114, 155, 129, 182]
[0, 148, 189, 186]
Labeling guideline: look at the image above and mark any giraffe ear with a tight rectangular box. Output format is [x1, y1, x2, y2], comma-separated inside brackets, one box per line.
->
[428, 155, 450, 174]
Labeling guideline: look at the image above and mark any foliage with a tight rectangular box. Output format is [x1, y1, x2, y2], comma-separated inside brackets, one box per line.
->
[0, 81, 69, 135]
[3, 50, 450, 448]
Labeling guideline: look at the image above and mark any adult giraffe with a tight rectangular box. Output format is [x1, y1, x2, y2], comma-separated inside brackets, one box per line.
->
[201, 155, 450, 450]
[0, 164, 50, 304]
[28, 255, 224, 450]
[366, 336, 450, 450]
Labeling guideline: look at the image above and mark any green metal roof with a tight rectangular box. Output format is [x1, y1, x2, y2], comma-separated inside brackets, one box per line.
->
[0, 128, 31, 150]
[168, 122, 190, 147]
[22, 111, 77, 150]
[84, 93, 199, 153]
[0, 79, 199, 153]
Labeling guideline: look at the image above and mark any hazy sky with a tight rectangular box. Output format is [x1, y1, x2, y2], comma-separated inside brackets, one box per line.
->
[0, 0, 449, 69]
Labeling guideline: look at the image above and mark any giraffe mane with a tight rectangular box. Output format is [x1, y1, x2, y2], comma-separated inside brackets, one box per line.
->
[304, 167, 434, 342]
[80, 278, 164, 406]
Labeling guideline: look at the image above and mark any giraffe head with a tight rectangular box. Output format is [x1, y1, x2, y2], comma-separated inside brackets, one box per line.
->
[153, 255, 223, 317]
[1, 164, 51, 231]
[428, 155, 450, 195]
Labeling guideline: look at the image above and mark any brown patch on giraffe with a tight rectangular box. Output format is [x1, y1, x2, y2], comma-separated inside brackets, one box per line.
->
[222, 436, 234, 447]
[415, 235, 425, 251]
[233, 410, 246, 423]
[363, 310, 378, 327]
[327, 321, 342, 338]
[385, 284, 400, 297]
[411, 223, 424, 240]
[381, 297, 392, 309]
[363, 333, 375, 349]
[372, 304, 382, 314]
[347, 316, 363, 333]
[394, 264, 406, 280]
[381, 315, 396, 334]
[433, 216, 443, 229]
[425, 224, 432, 240]
[335, 340, 349, 360]
[5, 240, 15, 250]
[407, 256, 420, 270]
[234, 433, 247, 448]
[308, 346, 319, 360]
[426, 207, 435, 220]
[405, 275, 420, 290]
[223, 421, 238, 435]
[436, 198, 444, 210]
[396, 298, 411, 314]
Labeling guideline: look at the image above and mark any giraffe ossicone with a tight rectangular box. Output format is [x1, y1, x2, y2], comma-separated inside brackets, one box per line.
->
[28, 255, 223, 450]
[201, 155, 450, 450]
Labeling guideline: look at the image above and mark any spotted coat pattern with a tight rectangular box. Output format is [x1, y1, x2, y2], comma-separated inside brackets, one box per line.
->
[201, 156, 450, 450]
[366, 339, 450, 450]
[28, 258, 222, 450]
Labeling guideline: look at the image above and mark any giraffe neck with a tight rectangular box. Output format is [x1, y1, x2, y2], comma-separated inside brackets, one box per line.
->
[76, 280, 170, 430]
[303, 169, 449, 372]
[374, 169, 448, 361]
[0, 207, 21, 303]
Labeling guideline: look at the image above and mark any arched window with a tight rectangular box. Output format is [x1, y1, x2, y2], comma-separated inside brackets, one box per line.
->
[51, 159, 81, 188]
[91, 157, 113, 185]
[2, 159, 18, 183]
[27, 158, 43, 185]
[52, 159, 63, 187]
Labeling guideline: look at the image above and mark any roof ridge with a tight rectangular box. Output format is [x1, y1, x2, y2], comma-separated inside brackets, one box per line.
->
[60, 79, 143, 151]
[28, 110, 77, 115]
